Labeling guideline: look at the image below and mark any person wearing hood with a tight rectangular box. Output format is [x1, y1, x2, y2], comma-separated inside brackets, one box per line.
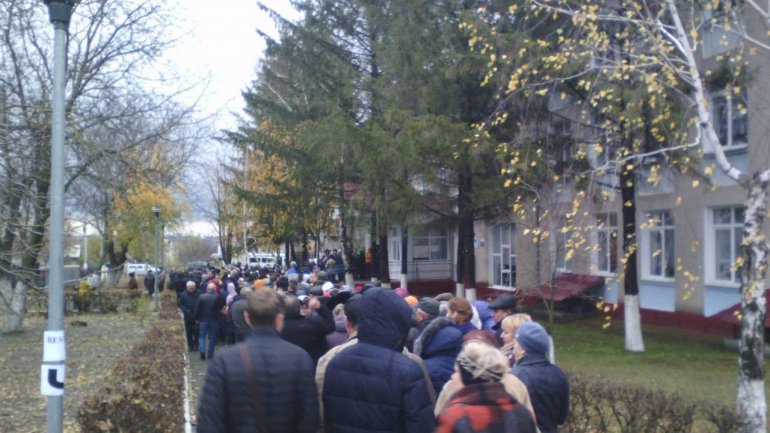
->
[413, 316, 463, 396]
[322, 287, 435, 433]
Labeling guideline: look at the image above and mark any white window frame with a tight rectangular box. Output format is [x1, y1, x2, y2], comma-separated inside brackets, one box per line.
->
[593, 212, 618, 276]
[705, 207, 745, 287]
[706, 88, 748, 152]
[490, 224, 516, 290]
[641, 210, 676, 281]
[412, 227, 448, 261]
[389, 226, 401, 262]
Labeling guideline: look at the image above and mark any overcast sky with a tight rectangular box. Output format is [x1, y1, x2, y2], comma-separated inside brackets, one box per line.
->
[167, 0, 299, 132]
[160, 1, 299, 234]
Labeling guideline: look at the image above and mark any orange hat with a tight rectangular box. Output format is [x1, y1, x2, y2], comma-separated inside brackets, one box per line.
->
[253, 279, 266, 289]
[405, 295, 418, 306]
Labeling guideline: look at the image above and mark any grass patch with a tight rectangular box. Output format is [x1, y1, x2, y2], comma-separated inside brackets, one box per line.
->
[552, 317, 763, 408]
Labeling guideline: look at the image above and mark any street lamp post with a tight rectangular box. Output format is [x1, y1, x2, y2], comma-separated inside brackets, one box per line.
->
[151, 205, 160, 310]
[41, 2, 74, 433]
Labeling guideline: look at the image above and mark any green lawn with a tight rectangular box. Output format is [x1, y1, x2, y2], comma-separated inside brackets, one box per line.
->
[552, 317, 765, 408]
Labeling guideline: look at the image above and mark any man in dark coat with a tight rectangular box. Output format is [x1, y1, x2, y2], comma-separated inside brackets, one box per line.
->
[323, 287, 435, 433]
[489, 294, 517, 344]
[195, 283, 225, 360]
[280, 295, 334, 364]
[178, 281, 199, 351]
[405, 296, 439, 352]
[510, 321, 569, 433]
[144, 270, 155, 297]
[197, 287, 319, 433]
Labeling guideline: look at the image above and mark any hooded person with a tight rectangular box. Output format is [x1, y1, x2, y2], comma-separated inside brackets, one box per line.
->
[511, 321, 569, 433]
[413, 316, 463, 396]
[322, 287, 435, 433]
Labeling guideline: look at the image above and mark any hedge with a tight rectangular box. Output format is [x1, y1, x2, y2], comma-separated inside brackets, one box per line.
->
[564, 372, 742, 433]
[78, 292, 186, 433]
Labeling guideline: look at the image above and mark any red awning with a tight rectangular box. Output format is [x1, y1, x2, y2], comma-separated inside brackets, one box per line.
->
[518, 273, 605, 306]
[710, 289, 770, 327]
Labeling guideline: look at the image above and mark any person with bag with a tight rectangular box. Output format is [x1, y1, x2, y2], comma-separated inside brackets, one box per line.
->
[197, 287, 319, 433]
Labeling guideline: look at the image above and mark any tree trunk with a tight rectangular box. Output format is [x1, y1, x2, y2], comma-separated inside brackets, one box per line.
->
[621, 162, 644, 352]
[737, 177, 769, 433]
[456, 161, 477, 290]
[1, 274, 25, 334]
[400, 226, 408, 290]
[379, 233, 390, 288]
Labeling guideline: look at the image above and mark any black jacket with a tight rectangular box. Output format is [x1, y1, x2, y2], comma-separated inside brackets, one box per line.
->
[197, 326, 319, 433]
[323, 287, 435, 433]
[195, 292, 224, 323]
[179, 290, 199, 322]
[280, 305, 334, 364]
[510, 353, 570, 433]
[405, 315, 436, 352]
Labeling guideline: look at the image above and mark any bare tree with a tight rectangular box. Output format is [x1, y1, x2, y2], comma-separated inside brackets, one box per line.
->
[0, 0, 203, 333]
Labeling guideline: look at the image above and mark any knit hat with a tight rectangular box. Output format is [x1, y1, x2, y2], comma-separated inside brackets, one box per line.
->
[417, 297, 440, 317]
[404, 295, 418, 306]
[515, 321, 550, 355]
[456, 341, 507, 385]
[394, 287, 409, 298]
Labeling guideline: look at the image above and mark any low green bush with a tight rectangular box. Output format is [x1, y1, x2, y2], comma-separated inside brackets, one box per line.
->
[563, 372, 741, 433]
[78, 294, 185, 432]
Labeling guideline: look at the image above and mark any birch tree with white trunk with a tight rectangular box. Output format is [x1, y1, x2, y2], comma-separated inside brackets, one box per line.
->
[470, 1, 770, 430]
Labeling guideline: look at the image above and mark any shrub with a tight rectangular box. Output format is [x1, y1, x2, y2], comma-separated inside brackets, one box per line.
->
[563, 372, 741, 433]
[78, 296, 185, 432]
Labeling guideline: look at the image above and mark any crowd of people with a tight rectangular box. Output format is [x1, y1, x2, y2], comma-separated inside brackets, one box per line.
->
[179, 260, 569, 433]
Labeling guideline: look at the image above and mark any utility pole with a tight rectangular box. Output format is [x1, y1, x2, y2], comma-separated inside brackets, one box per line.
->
[41, 2, 74, 433]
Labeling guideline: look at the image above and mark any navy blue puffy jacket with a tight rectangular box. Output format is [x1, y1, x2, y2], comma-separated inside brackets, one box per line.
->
[413, 317, 463, 396]
[323, 288, 435, 433]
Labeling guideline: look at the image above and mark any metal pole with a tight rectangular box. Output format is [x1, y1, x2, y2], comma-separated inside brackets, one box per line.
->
[43, 3, 73, 433]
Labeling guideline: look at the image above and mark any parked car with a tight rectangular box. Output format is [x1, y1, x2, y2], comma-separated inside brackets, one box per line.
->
[125, 263, 156, 276]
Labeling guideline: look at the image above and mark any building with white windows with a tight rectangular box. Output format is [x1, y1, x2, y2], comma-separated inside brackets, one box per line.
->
[387, 6, 770, 335]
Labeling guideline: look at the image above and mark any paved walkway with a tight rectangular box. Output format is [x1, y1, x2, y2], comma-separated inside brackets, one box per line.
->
[187, 346, 210, 430]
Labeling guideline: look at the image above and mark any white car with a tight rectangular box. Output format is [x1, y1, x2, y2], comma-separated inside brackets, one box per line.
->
[125, 263, 156, 276]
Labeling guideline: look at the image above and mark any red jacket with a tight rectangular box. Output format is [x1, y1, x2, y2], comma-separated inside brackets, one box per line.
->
[436, 382, 537, 433]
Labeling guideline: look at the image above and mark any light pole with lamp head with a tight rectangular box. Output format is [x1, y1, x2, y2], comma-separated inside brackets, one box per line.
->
[41, 1, 74, 433]
[151, 205, 160, 310]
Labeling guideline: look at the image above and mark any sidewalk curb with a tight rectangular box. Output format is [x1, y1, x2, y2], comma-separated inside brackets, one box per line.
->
[180, 311, 193, 433]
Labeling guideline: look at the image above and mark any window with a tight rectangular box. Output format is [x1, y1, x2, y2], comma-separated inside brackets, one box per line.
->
[644, 210, 675, 279]
[555, 217, 573, 272]
[491, 224, 516, 288]
[412, 228, 447, 261]
[390, 227, 401, 261]
[712, 89, 748, 149]
[711, 207, 744, 283]
[596, 213, 618, 274]
[701, 1, 743, 58]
